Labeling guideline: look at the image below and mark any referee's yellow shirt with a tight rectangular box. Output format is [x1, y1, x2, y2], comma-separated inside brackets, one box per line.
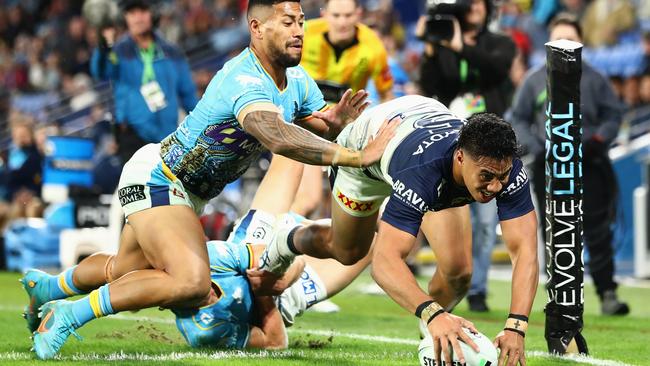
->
[301, 18, 393, 95]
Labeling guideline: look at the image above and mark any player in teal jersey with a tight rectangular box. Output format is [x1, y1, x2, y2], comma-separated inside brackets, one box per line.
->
[26, 0, 398, 359]
[22, 153, 370, 350]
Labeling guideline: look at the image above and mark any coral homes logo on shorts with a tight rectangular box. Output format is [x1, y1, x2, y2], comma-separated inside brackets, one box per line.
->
[118, 185, 146, 206]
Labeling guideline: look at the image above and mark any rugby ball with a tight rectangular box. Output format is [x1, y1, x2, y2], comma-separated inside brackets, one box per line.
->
[418, 328, 497, 366]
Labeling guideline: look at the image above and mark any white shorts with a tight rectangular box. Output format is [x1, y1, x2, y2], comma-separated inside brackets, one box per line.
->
[117, 143, 207, 217]
[330, 125, 392, 218]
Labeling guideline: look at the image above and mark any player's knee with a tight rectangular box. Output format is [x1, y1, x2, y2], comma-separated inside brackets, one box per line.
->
[175, 275, 212, 304]
[447, 271, 472, 296]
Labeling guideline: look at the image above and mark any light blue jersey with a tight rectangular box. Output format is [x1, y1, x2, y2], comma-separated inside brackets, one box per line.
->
[173, 240, 255, 349]
[158, 48, 327, 199]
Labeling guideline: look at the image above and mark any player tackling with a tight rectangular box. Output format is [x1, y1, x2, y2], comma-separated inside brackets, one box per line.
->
[260, 95, 539, 366]
[22, 0, 397, 360]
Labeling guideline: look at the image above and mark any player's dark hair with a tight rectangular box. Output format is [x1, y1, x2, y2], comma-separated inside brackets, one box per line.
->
[548, 12, 583, 40]
[458, 113, 519, 161]
[248, 0, 300, 13]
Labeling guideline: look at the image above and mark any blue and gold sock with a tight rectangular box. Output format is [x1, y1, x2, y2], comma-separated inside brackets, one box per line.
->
[70, 284, 115, 327]
[48, 266, 85, 300]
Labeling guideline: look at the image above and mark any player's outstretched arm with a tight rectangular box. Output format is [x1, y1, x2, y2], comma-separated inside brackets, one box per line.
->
[310, 89, 370, 138]
[495, 210, 539, 366]
[238, 103, 395, 167]
[372, 221, 479, 366]
[247, 296, 287, 350]
[298, 89, 370, 140]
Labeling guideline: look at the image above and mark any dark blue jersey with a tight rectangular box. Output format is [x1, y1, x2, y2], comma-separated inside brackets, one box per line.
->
[379, 105, 534, 236]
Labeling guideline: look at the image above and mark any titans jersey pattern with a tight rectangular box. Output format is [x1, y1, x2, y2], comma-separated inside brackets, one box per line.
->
[173, 241, 255, 348]
[159, 48, 326, 199]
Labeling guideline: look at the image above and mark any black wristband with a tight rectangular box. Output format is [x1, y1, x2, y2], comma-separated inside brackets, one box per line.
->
[508, 313, 529, 322]
[415, 300, 435, 318]
[426, 309, 445, 325]
[504, 327, 526, 338]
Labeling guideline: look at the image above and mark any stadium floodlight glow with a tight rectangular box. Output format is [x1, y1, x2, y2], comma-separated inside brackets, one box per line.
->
[543, 39, 589, 355]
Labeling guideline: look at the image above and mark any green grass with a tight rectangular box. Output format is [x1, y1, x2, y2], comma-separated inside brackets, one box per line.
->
[0, 270, 649, 365]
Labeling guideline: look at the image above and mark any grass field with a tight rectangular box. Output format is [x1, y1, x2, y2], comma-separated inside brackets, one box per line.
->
[0, 270, 648, 366]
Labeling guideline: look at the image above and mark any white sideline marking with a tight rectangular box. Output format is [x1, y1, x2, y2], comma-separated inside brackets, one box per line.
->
[0, 305, 636, 366]
[0, 350, 413, 362]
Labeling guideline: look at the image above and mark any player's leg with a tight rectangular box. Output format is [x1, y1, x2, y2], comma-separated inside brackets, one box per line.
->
[21, 223, 150, 332]
[32, 205, 211, 359]
[262, 164, 387, 271]
[304, 243, 373, 297]
[290, 203, 378, 265]
[276, 244, 374, 325]
[467, 200, 498, 312]
[289, 164, 324, 217]
[72, 222, 152, 290]
[250, 154, 304, 215]
[421, 206, 473, 310]
[102, 205, 212, 310]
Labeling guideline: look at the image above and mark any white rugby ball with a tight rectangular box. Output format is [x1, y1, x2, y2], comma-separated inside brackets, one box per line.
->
[418, 328, 498, 366]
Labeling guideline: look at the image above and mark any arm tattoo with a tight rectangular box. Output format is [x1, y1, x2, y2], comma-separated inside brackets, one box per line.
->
[243, 110, 339, 165]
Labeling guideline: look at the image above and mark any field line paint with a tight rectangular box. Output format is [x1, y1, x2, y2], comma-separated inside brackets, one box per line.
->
[0, 306, 636, 366]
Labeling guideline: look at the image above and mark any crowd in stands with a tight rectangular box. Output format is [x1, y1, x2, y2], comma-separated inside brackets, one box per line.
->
[1, 0, 650, 256]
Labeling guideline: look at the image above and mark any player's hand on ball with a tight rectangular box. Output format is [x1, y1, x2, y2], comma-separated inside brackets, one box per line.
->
[494, 330, 526, 366]
[312, 88, 369, 132]
[427, 312, 480, 366]
[360, 115, 400, 167]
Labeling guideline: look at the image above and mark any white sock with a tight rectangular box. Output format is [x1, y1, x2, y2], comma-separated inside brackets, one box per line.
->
[276, 264, 328, 326]
[228, 209, 277, 245]
[299, 264, 328, 307]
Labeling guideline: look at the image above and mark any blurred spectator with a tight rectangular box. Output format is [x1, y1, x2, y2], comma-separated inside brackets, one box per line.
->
[640, 73, 650, 105]
[56, 16, 92, 76]
[582, 0, 636, 48]
[622, 76, 641, 109]
[33, 122, 62, 157]
[621, 72, 650, 136]
[67, 73, 98, 111]
[560, 0, 587, 20]
[609, 75, 625, 100]
[1, 115, 43, 201]
[417, 0, 516, 312]
[157, 3, 182, 46]
[91, 0, 198, 165]
[509, 14, 629, 315]
[182, 0, 215, 51]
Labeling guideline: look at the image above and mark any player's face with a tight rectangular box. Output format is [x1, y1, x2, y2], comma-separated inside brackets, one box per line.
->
[549, 23, 581, 43]
[125, 8, 153, 37]
[461, 153, 512, 203]
[323, 0, 360, 44]
[264, 2, 305, 67]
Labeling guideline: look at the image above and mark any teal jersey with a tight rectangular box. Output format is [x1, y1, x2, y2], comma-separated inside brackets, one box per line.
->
[159, 48, 326, 199]
[173, 240, 255, 349]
